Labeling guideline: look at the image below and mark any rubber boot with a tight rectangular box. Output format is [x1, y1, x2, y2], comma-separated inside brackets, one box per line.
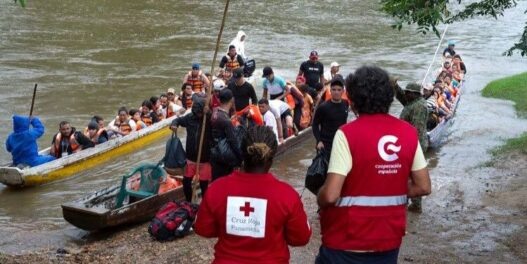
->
[408, 197, 422, 213]
[183, 177, 193, 202]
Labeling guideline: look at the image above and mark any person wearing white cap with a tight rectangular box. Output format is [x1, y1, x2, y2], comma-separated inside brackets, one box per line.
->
[324, 62, 341, 85]
[211, 79, 226, 109]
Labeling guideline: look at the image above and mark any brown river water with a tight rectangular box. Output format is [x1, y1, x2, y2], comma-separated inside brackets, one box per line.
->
[0, 0, 527, 257]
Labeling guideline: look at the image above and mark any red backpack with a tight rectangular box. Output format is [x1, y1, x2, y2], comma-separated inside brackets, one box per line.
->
[148, 201, 198, 241]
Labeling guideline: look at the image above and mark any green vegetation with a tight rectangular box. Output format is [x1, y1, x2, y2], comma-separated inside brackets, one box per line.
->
[482, 72, 527, 118]
[482, 72, 527, 156]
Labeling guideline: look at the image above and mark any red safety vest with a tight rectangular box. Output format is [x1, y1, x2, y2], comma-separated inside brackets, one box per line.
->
[320, 114, 418, 252]
[187, 71, 205, 93]
[53, 132, 80, 158]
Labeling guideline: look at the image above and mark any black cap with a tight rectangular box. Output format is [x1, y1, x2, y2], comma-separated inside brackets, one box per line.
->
[262, 66, 273, 77]
[330, 76, 345, 87]
[87, 121, 98, 130]
[233, 68, 244, 78]
[219, 89, 233, 103]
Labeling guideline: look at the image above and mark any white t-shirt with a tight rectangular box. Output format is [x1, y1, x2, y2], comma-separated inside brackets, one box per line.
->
[269, 100, 289, 115]
[262, 110, 278, 141]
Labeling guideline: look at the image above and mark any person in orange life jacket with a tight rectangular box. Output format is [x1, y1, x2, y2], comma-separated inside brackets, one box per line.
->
[50, 121, 94, 158]
[91, 115, 106, 131]
[149, 96, 164, 121]
[261, 66, 290, 100]
[84, 121, 109, 145]
[210, 89, 242, 181]
[6, 115, 55, 167]
[258, 98, 283, 143]
[129, 109, 147, 130]
[170, 97, 212, 202]
[284, 80, 305, 131]
[298, 84, 314, 131]
[183, 63, 210, 94]
[226, 68, 258, 112]
[299, 50, 325, 89]
[211, 79, 226, 110]
[312, 76, 349, 162]
[162, 91, 184, 118]
[195, 125, 311, 264]
[108, 107, 137, 137]
[316, 66, 431, 264]
[140, 100, 159, 126]
[219, 45, 245, 71]
[180, 82, 195, 110]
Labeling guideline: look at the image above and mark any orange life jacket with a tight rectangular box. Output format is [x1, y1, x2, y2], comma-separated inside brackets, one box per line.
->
[141, 113, 153, 126]
[234, 105, 264, 126]
[115, 119, 132, 135]
[187, 71, 205, 93]
[53, 132, 80, 158]
[225, 54, 240, 71]
[83, 128, 105, 144]
[182, 94, 193, 109]
[135, 120, 145, 130]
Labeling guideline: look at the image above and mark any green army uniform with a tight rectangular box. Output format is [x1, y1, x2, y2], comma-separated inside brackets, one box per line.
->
[395, 82, 429, 212]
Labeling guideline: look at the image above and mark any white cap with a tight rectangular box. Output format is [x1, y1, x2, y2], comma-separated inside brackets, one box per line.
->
[213, 79, 226, 91]
[330, 62, 340, 67]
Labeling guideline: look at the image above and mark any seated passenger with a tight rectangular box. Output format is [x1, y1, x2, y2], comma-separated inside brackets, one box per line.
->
[150, 96, 164, 121]
[160, 93, 184, 118]
[91, 115, 106, 131]
[108, 107, 137, 137]
[84, 121, 109, 145]
[452, 54, 467, 74]
[129, 109, 146, 130]
[299, 84, 314, 130]
[6, 115, 55, 167]
[50, 121, 95, 158]
[183, 63, 210, 94]
[180, 82, 195, 110]
[141, 100, 159, 126]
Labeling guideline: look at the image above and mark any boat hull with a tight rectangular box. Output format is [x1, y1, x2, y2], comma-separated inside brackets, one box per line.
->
[0, 117, 175, 188]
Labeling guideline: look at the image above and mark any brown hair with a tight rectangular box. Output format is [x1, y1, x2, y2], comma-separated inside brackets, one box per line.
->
[242, 126, 278, 170]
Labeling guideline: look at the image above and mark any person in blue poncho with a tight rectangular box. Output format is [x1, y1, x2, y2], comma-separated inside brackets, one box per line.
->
[5, 115, 55, 167]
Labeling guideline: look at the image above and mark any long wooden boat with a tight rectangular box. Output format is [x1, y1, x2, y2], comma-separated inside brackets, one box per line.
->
[427, 81, 463, 148]
[0, 116, 177, 188]
[61, 127, 313, 231]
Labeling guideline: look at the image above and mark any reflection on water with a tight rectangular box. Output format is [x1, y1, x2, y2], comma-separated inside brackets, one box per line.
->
[0, 0, 527, 253]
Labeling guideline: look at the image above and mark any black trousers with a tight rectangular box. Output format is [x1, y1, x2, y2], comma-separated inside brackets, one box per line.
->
[211, 160, 234, 182]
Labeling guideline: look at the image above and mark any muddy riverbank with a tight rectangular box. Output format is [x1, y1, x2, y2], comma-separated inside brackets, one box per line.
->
[1, 150, 526, 264]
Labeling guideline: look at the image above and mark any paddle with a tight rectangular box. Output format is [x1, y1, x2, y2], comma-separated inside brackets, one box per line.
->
[192, 0, 231, 203]
[29, 83, 38, 118]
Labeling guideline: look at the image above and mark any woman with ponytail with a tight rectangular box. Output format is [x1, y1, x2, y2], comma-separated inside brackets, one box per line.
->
[195, 125, 311, 264]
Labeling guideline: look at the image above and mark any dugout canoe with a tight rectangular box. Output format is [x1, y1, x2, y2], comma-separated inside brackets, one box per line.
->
[0, 116, 177, 188]
[427, 81, 463, 149]
[61, 126, 313, 231]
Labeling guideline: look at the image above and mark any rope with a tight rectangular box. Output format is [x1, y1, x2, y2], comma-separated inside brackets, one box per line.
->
[192, 0, 231, 202]
[421, 25, 449, 87]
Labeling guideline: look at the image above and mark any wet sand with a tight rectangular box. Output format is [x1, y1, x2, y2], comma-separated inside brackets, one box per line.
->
[1, 151, 526, 264]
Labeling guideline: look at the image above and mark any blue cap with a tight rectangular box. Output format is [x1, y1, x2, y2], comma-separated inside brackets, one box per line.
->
[192, 63, 200, 70]
[448, 40, 456, 46]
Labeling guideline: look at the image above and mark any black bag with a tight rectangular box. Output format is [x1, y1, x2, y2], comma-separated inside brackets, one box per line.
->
[243, 59, 256, 77]
[148, 201, 199, 241]
[211, 126, 246, 167]
[305, 150, 329, 195]
[163, 133, 186, 173]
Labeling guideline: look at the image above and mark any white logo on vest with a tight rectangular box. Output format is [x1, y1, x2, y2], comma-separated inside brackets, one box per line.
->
[226, 196, 267, 238]
[378, 135, 401, 162]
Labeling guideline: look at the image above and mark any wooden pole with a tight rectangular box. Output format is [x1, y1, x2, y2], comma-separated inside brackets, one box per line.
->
[192, 0, 231, 202]
[29, 83, 38, 117]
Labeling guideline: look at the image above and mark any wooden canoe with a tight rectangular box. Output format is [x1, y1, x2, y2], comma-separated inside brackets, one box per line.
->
[61, 127, 313, 231]
[0, 116, 177, 188]
[427, 81, 463, 149]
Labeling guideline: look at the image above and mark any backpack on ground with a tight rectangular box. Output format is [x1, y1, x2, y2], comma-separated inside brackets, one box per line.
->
[148, 201, 198, 241]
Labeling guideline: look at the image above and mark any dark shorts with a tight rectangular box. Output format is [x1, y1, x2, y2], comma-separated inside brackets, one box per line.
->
[315, 246, 399, 264]
[270, 92, 284, 100]
[280, 109, 292, 119]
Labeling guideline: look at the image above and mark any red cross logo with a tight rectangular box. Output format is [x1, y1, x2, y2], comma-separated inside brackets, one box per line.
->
[239, 201, 254, 217]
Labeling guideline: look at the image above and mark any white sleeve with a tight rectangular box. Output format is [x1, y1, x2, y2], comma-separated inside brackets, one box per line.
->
[129, 120, 137, 132]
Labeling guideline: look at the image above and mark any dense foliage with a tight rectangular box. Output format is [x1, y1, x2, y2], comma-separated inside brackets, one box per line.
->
[381, 0, 527, 56]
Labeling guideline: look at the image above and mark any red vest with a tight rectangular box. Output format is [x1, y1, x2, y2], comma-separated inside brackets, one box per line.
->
[320, 114, 418, 252]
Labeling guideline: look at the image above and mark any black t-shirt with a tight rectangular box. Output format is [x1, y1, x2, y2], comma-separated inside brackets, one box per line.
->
[443, 47, 456, 57]
[226, 81, 258, 111]
[299, 60, 324, 87]
[312, 100, 349, 146]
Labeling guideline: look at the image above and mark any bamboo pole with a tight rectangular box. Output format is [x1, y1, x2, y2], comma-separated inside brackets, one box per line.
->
[192, 0, 231, 202]
[29, 83, 38, 117]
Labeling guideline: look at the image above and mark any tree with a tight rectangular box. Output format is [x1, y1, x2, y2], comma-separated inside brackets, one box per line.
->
[381, 0, 527, 56]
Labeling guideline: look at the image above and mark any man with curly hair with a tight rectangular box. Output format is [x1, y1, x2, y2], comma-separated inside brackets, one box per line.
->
[317, 66, 431, 264]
